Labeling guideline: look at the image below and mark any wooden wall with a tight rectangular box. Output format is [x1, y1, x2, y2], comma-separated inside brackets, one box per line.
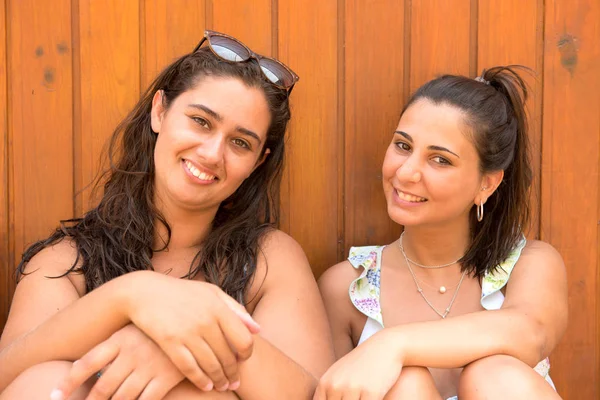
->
[1, 1, 598, 398]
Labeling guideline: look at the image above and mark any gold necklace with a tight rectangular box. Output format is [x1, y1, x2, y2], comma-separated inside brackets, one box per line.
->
[399, 235, 467, 318]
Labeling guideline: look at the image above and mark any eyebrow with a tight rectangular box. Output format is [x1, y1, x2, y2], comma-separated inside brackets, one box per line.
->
[189, 103, 262, 144]
[394, 130, 460, 158]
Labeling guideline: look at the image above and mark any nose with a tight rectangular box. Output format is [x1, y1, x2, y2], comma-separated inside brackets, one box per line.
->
[197, 132, 225, 166]
[396, 155, 422, 183]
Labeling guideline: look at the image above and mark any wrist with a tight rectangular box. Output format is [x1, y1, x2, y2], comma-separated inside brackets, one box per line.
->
[111, 270, 154, 323]
[380, 327, 408, 365]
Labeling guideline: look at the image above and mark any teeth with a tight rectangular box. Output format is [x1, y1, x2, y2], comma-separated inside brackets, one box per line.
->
[185, 160, 215, 181]
[396, 189, 426, 202]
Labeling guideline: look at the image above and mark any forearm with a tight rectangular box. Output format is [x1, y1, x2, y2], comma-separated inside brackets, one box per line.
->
[389, 309, 545, 369]
[0, 272, 137, 389]
[235, 335, 317, 400]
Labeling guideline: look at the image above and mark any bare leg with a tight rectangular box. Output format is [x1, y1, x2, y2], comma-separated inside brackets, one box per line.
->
[384, 366, 443, 400]
[164, 381, 239, 399]
[0, 361, 94, 400]
[458, 355, 561, 400]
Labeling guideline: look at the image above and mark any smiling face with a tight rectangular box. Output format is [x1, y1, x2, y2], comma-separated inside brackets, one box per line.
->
[151, 76, 271, 213]
[382, 99, 500, 228]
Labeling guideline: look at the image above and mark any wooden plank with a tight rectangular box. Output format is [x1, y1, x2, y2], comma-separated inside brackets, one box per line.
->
[343, 0, 404, 254]
[7, 0, 73, 295]
[541, 0, 600, 398]
[278, 0, 339, 277]
[409, 0, 471, 92]
[0, 0, 9, 332]
[210, 0, 272, 55]
[477, 0, 543, 237]
[75, 0, 140, 213]
[142, 0, 207, 89]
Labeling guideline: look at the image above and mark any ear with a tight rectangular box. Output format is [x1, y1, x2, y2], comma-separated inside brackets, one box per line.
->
[476, 169, 504, 205]
[150, 90, 166, 134]
[250, 148, 270, 175]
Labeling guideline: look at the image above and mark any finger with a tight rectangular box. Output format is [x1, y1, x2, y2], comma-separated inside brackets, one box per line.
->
[86, 359, 133, 400]
[111, 371, 152, 400]
[313, 383, 327, 400]
[164, 343, 213, 392]
[138, 377, 182, 400]
[52, 342, 120, 400]
[215, 290, 260, 333]
[217, 306, 255, 361]
[203, 323, 240, 389]
[185, 336, 229, 391]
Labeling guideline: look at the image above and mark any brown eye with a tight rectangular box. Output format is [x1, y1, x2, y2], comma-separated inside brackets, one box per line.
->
[432, 156, 451, 166]
[232, 138, 250, 149]
[395, 141, 411, 152]
[192, 116, 210, 129]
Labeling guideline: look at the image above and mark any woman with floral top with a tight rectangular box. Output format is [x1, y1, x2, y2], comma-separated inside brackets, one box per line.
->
[316, 66, 566, 400]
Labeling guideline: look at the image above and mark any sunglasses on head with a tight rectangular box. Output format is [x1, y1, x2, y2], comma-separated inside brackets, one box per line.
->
[193, 30, 299, 93]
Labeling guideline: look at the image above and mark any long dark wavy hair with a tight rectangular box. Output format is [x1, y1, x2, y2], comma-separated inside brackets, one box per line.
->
[16, 47, 292, 303]
[403, 66, 532, 278]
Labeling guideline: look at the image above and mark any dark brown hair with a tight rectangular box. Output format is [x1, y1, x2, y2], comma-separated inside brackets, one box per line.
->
[403, 66, 532, 277]
[17, 47, 292, 302]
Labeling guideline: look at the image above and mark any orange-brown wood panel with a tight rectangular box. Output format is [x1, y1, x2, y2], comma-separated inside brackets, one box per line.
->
[75, 0, 141, 213]
[210, 0, 272, 55]
[7, 0, 73, 299]
[477, 0, 543, 240]
[0, 0, 9, 332]
[343, 0, 404, 253]
[278, 0, 340, 276]
[541, 0, 600, 398]
[142, 0, 207, 89]
[409, 0, 472, 92]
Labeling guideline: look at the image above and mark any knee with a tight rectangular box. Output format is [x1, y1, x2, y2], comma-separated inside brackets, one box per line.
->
[459, 355, 558, 400]
[1, 361, 90, 400]
[385, 367, 442, 400]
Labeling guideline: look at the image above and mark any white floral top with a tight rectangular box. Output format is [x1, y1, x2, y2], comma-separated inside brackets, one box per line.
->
[347, 238, 553, 391]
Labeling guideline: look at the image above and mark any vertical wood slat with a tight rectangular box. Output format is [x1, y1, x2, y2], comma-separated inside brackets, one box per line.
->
[210, 0, 272, 55]
[0, 0, 9, 332]
[476, 1, 542, 236]
[541, 0, 600, 398]
[343, 0, 404, 254]
[142, 0, 207, 90]
[409, 0, 471, 92]
[278, 0, 339, 276]
[75, 0, 141, 213]
[8, 0, 73, 287]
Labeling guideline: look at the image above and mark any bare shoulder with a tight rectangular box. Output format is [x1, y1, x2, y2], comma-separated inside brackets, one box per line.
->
[245, 229, 312, 307]
[517, 239, 566, 273]
[318, 260, 361, 303]
[20, 238, 86, 295]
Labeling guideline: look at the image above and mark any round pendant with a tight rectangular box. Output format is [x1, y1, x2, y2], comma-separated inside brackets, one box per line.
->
[439, 286, 447, 294]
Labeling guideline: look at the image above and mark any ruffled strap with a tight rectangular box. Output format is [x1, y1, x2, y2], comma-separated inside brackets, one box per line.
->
[347, 246, 385, 327]
[480, 237, 527, 310]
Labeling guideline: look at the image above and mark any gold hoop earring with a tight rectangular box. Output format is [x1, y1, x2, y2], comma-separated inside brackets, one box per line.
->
[477, 200, 484, 222]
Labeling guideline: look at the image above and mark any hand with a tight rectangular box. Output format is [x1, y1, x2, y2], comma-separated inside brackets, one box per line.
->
[314, 330, 403, 400]
[51, 324, 185, 400]
[127, 273, 260, 392]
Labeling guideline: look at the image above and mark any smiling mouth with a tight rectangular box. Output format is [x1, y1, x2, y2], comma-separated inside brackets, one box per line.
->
[395, 189, 427, 202]
[183, 159, 218, 182]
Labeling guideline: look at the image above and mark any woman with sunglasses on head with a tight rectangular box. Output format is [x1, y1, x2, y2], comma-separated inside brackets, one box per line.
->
[0, 31, 334, 399]
[315, 67, 566, 400]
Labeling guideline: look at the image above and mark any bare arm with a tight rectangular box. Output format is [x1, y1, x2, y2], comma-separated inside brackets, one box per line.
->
[318, 260, 363, 359]
[378, 240, 568, 368]
[233, 230, 335, 399]
[0, 241, 133, 390]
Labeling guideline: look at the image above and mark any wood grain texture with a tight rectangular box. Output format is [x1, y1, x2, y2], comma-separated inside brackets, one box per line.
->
[7, 0, 74, 293]
[541, 0, 600, 398]
[343, 0, 404, 254]
[75, 0, 141, 213]
[142, 0, 206, 89]
[0, 0, 9, 332]
[278, 0, 340, 276]
[409, 0, 471, 92]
